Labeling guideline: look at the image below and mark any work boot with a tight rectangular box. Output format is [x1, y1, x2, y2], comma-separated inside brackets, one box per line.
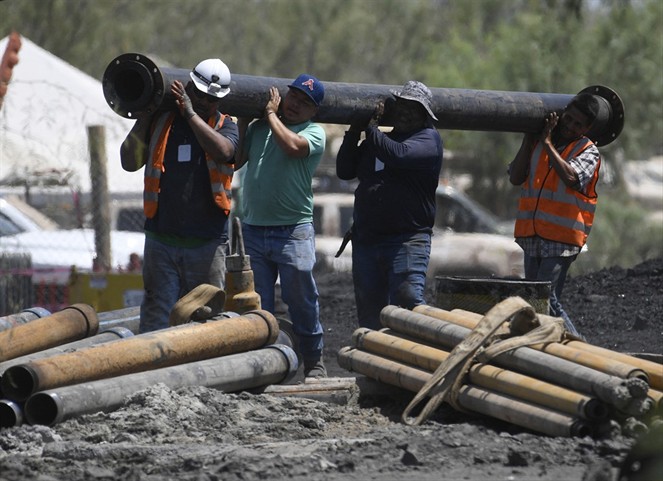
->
[303, 357, 327, 378]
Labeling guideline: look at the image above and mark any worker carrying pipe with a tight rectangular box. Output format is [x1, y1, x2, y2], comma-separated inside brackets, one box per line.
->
[103, 53, 624, 146]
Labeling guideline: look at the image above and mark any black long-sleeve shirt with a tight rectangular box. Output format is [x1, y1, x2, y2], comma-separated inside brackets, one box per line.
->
[336, 125, 443, 243]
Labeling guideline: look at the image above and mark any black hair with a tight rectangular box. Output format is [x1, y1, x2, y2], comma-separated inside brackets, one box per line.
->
[568, 93, 600, 125]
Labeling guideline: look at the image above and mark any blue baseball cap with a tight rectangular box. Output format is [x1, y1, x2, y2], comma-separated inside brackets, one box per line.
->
[288, 74, 324, 106]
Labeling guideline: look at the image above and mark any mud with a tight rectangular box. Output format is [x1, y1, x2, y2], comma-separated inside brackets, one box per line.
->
[0, 258, 661, 481]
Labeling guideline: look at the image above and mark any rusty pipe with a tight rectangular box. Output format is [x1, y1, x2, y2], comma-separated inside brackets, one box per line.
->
[0, 304, 98, 363]
[381, 305, 650, 413]
[414, 305, 650, 383]
[1, 310, 279, 401]
[103, 53, 624, 146]
[0, 307, 51, 333]
[0, 327, 133, 380]
[338, 347, 591, 437]
[353, 328, 607, 421]
[24, 344, 297, 427]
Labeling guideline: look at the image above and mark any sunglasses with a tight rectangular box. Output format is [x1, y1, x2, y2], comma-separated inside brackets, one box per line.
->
[192, 87, 219, 103]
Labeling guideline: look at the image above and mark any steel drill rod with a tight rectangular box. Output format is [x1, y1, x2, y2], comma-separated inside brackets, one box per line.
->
[102, 53, 624, 145]
[353, 328, 607, 421]
[0, 310, 279, 401]
[97, 306, 141, 334]
[24, 344, 297, 427]
[381, 306, 649, 413]
[413, 305, 650, 382]
[0, 327, 133, 379]
[0, 307, 51, 333]
[0, 304, 98, 363]
[337, 347, 591, 437]
[562, 340, 663, 391]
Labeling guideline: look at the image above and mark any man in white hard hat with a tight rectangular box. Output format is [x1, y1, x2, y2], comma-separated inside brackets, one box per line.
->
[121, 58, 238, 333]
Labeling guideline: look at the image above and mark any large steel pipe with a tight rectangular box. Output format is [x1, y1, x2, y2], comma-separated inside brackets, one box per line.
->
[1, 310, 279, 401]
[0, 307, 51, 333]
[103, 53, 624, 146]
[338, 347, 591, 437]
[0, 327, 133, 379]
[413, 305, 650, 383]
[24, 344, 297, 427]
[353, 328, 607, 421]
[381, 306, 650, 414]
[0, 304, 98, 362]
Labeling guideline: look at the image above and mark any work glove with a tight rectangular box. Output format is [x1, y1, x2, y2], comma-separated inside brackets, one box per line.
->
[171, 80, 196, 119]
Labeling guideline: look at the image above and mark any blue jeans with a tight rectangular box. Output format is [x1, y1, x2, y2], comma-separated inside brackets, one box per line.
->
[352, 233, 431, 331]
[242, 222, 323, 361]
[140, 236, 228, 333]
[524, 254, 583, 338]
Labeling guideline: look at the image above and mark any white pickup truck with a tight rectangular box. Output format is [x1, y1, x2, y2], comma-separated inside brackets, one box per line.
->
[313, 185, 524, 279]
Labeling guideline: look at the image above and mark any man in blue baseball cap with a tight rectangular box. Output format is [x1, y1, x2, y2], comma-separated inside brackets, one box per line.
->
[235, 74, 327, 378]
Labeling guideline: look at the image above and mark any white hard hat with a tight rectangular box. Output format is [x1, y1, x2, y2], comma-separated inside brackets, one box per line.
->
[190, 58, 231, 98]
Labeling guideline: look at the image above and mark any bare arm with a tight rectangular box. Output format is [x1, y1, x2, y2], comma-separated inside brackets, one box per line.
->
[508, 132, 537, 185]
[171, 81, 235, 164]
[234, 117, 252, 171]
[264, 87, 311, 158]
[539, 112, 580, 188]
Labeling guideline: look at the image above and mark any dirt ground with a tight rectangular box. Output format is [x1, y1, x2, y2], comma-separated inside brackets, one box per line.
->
[0, 258, 661, 481]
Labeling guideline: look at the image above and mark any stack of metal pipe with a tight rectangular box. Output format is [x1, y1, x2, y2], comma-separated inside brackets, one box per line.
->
[338, 302, 661, 438]
[0, 303, 297, 428]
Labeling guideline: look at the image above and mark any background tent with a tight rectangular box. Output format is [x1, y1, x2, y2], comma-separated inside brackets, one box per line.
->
[0, 35, 140, 194]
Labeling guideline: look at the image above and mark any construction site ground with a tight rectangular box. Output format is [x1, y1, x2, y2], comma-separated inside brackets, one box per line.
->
[0, 258, 661, 481]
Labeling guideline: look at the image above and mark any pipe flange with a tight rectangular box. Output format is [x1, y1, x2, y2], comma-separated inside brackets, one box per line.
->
[578, 85, 625, 147]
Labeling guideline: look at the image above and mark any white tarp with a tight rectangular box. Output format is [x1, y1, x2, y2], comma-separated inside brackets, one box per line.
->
[0, 35, 141, 193]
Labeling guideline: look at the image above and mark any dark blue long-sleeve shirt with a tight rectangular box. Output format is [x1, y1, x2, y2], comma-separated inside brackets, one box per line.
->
[336, 125, 443, 243]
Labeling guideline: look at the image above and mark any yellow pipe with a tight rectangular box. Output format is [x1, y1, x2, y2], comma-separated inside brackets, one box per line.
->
[1, 310, 278, 401]
[337, 346, 591, 437]
[563, 340, 663, 391]
[0, 304, 98, 362]
[354, 328, 607, 420]
[413, 304, 649, 383]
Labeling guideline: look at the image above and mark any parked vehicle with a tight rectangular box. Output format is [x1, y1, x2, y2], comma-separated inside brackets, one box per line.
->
[0, 196, 145, 285]
[313, 186, 524, 279]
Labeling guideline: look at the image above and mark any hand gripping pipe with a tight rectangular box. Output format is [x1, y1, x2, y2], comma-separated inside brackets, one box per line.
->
[0, 304, 98, 363]
[0, 310, 279, 402]
[103, 53, 624, 146]
[23, 344, 298, 427]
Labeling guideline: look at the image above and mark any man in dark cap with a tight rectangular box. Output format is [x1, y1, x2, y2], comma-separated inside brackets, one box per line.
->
[235, 74, 327, 378]
[336, 80, 443, 330]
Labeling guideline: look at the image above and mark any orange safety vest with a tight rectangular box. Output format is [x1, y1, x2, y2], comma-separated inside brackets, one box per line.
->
[143, 112, 234, 218]
[514, 137, 600, 247]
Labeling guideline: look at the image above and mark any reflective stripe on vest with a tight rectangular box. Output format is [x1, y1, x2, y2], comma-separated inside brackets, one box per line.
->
[144, 112, 233, 218]
[514, 137, 599, 247]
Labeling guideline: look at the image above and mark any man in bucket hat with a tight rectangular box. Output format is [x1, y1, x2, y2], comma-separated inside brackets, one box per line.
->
[235, 74, 327, 378]
[120, 58, 238, 333]
[336, 80, 443, 330]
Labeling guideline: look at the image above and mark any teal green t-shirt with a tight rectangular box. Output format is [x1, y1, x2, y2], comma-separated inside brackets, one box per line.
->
[240, 119, 326, 226]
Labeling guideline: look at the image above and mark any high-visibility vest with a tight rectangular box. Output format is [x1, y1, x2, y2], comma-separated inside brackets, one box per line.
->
[514, 137, 600, 247]
[143, 112, 234, 218]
